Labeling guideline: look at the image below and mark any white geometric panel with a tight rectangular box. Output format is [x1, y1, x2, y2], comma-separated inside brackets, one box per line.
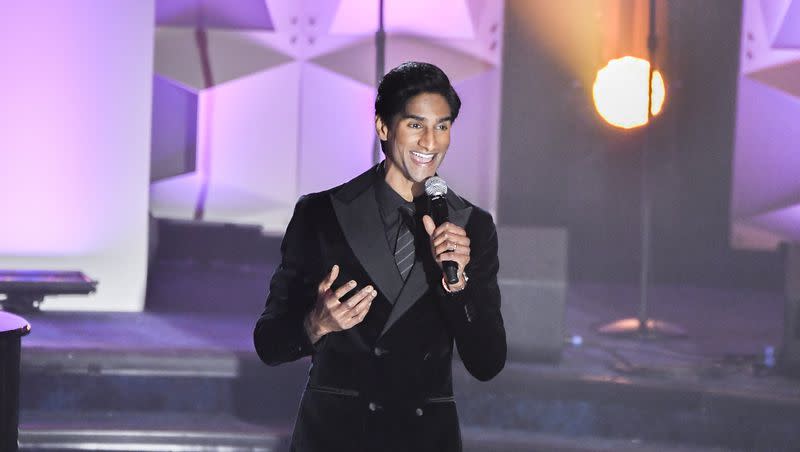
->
[429, 0, 505, 66]
[758, 0, 792, 41]
[740, 0, 800, 74]
[155, 27, 292, 89]
[0, 0, 153, 311]
[741, 204, 800, 243]
[331, 0, 475, 39]
[150, 171, 205, 220]
[150, 75, 199, 182]
[151, 63, 302, 232]
[311, 35, 494, 87]
[731, 77, 800, 218]
[260, 0, 364, 60]
[437, 69, 501, 214]
[748, 59, 800, 98]
[773, 0, 800, 48]
[298, 63, 375, 195]
[202, 64, 302, 230]
[731, 0, 800, 249]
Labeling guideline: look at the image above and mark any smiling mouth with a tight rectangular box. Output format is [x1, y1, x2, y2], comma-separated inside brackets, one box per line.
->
[410, 151, 435, 164]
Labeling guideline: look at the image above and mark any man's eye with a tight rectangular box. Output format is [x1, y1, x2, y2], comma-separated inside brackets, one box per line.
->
[436, 124, 449, 131]
[409, 123, 422, 129]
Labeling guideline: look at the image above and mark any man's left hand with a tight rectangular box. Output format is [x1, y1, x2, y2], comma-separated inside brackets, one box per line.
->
[422, 215, 470, 287]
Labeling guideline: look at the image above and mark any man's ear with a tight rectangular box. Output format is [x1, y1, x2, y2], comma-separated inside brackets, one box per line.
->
[375, 115, 389, 141]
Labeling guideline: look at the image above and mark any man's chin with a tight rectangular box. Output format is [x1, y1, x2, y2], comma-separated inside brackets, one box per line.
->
[410, 173, 435, 185]
[408, 166, 439, 183]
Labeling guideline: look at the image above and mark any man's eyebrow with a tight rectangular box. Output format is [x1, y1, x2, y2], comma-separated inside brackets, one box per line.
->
[401, 114, 453, 123]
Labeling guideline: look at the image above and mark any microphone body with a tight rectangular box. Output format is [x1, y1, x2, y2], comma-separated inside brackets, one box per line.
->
[426, 177, 460, 285]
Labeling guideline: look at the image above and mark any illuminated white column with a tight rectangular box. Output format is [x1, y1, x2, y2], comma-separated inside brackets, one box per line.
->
[0, 1, 155, 311]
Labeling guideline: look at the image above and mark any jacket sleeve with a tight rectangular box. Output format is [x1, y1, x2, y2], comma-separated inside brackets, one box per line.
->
[436, 212, 506, 381]
[253, 196, 319, 366]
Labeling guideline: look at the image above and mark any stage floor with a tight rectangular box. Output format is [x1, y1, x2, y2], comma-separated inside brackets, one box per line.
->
[16, 282, 800, 451]
[22, 282, 793, 388]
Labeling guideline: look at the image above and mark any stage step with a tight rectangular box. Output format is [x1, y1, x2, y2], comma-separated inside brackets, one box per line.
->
[17, 412, 729, 452]
[462, 427, 730, 452]
[21, 348, 309, 426]
[151, 219, 282, 266]
[19, 411, 289, 452]
[146, 218, 282, 314]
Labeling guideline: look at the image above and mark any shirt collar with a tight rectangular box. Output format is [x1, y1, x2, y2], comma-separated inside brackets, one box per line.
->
[375, 161, 418, 220]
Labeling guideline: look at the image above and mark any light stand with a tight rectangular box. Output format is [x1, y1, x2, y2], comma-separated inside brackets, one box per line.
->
[597, 0, 687, 339]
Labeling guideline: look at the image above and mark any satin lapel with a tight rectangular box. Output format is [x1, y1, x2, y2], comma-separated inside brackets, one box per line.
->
[378, 258, 428, 337]
[445, 188, 473, 229]
[448, 205, 473, 229]
[331, 186, 404, 305]
[378, 200, 474, 339]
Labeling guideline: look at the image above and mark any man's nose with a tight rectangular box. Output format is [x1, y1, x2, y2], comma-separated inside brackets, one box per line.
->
[419, 128, 435, 150]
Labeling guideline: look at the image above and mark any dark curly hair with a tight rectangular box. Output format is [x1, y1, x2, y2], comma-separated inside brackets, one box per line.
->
[375, 61, 461, 127]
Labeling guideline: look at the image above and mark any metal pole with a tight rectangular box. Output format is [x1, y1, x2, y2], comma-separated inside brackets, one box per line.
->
[373, 0, 386, 165]
[638, 0, 657, 333]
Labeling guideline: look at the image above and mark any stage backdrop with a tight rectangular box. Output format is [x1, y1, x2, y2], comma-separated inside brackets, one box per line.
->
[0, 1, 154, 311]
[498, 0, 783, 289]
[148, 0, 505, 233]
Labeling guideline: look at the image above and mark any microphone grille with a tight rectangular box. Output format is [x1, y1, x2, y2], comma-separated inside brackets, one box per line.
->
[425, 176, 448, 197]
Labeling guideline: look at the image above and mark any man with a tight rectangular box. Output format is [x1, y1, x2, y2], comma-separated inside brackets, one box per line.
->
[254, 62, 506, 452]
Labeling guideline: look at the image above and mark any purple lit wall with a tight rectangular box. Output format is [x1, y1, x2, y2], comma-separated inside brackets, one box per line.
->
[149, 0, 505, 233]
[0, 1, 154, 311]
[731, 0, 800, 249]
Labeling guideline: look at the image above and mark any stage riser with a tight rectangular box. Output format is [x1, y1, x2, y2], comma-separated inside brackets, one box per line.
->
[19, 359, 800, 452]
[21, 374, 234, 413]
[455, 365, 800, 452]
[497, 226, 569, 363]
[152, 220, 282, 266]
[145, 262, 276, 313]
[146, 218, 282, 314]
[458, 393, 799, 451]
[500, 281, 566, 362]
[20, 359, 309, 425]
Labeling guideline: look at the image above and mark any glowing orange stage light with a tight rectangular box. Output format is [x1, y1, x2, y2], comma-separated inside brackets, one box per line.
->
[592, 56, 665, 129]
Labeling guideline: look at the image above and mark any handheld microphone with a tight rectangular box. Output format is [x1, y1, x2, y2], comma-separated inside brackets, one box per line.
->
[425, 176, 460, 285]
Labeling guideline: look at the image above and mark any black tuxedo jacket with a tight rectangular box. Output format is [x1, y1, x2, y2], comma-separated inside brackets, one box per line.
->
[254, 164, 506, 452]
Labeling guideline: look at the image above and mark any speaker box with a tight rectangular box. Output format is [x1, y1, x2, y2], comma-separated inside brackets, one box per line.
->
[781, 242, 800, 376]
[497, 226, 568, 362]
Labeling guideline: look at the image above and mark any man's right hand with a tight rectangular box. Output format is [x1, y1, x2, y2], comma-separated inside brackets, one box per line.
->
[304, 264, 377, 344]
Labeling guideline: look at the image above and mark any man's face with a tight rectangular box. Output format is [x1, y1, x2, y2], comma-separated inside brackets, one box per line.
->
[377, 92, 453, 193]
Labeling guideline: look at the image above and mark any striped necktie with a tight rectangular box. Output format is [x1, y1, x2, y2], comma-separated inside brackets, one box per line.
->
[394, 206, 416, 281]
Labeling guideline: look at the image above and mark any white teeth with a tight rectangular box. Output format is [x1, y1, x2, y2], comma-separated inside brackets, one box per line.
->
[412, 152, 434, 162]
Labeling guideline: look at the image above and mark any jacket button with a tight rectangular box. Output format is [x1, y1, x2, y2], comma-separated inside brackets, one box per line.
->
[368, 402, 377, 411]
[415, 408, 424, 416]
[373, 347, 387, 356]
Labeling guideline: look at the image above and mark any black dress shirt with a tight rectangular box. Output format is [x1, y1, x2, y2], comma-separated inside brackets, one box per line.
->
[374, 170, 421, 256]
